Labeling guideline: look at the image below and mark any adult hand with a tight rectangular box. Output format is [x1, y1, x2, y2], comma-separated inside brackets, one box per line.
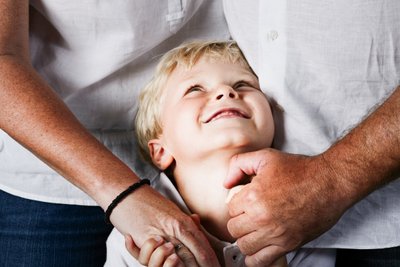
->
[110, 186, 219, 267]
[224, 148, 349, 267]
[124, 215, 210, 267]
[224, 87, 400, 266]
[0, 2, 217, 264]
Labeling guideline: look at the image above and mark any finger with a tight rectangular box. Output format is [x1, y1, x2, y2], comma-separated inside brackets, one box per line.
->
[224, 154, 252, 189]
[236, 225, 284, 256]
[225, 185, 245, 205]
[226, 212, 258, 239]
[168, 236, 199, 267]
[224, 152, 259, 188]
[245, 245, 287, 267]
[138, 236, 165, 265]
[171, 224, 219, 266]
[225, 183, 252, 217]
[148, 242, 175, 267]
[163, 253, 185, 267]
[124, 234, 140, 259]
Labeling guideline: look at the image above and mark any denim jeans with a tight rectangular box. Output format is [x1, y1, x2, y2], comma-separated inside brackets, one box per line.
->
[0, 190, 113, 267]
[336, 246, 400, 267]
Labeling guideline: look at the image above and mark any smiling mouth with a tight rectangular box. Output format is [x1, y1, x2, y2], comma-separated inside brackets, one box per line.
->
[205, 109, 250, 123]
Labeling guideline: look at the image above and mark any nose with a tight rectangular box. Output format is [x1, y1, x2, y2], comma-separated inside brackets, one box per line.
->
[215, 86, 239, 100]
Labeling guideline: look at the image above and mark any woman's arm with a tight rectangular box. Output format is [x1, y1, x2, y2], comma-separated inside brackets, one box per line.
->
[0, 1, 218, 265]
[0, 1, 134, 208]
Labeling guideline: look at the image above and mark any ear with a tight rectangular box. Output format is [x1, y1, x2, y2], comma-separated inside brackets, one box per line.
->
[148, 139, 174, 170]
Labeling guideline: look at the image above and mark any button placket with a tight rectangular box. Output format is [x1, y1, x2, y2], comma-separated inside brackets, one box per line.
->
[166, 0, 185, 32]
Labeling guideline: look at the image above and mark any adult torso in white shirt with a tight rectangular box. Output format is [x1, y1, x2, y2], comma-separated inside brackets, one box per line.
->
[223, 0, 400, 250]
[0, 0, 230, 205]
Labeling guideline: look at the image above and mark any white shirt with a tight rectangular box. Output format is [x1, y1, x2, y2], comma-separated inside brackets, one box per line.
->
[223, 0, 400, 249]
[0, 0, 230, 205]
[105, 173, 336, 267]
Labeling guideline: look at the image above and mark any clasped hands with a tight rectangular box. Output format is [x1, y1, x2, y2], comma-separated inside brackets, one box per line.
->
[122, 148, 347, 267]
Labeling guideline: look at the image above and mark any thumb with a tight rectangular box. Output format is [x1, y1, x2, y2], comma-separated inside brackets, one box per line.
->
[225, 185, 245, 204]
[124, 234, 140, 259]
[224, 149, 268, 188]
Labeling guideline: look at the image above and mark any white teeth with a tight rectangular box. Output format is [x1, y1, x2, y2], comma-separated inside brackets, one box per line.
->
[211, 110, 243, 122]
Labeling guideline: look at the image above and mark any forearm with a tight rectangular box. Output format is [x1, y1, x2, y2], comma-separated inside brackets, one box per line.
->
[0, 0, 140, 209]
[322, 86, 400, 208]
[0, 56, 140, 209]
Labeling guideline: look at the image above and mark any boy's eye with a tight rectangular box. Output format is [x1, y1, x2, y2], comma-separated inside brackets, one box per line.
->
[233, 81, 260, 91]
[234, 81, 251, 89]
[185, 85, 203, 95]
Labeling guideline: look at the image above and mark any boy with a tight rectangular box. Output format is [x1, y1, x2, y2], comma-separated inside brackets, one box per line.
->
[105, 41, 335, 266]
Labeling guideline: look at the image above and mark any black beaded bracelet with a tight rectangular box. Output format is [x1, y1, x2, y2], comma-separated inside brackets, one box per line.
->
[105, 179, 150, 225]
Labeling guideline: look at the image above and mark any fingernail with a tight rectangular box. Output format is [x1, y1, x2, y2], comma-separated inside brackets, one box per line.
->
[165, 242, 174, 250]
[153, 236, 163, 243]
[154, 235, 163, 242]
[225, 185, 244, 203]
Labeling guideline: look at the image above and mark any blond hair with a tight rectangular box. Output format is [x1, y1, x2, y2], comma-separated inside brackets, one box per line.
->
[135, 40, 253, 162]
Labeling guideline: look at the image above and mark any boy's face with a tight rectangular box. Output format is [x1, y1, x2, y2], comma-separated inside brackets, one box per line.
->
[157, 57, 274, 163]
[150, 56, 274, 241]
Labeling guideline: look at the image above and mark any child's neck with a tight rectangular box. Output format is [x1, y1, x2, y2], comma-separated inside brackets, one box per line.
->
[172, 148, 249, 243]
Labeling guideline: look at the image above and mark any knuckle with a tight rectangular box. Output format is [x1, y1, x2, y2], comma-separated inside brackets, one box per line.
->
[168, 218, 189, 237]
[236, 237, 251, 255]
[245, 188, 261, 203]
[173, 215, 195, 231]
[254, 207, 269, 223]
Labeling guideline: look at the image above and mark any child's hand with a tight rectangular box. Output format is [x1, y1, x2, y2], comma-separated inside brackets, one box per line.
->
[125, 234, 186, 267]
[124, 214, 211, 267]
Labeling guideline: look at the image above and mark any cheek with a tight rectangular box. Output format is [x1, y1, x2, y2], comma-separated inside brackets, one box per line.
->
[258, 103, 275, 144]
[162, 109, 197, 149]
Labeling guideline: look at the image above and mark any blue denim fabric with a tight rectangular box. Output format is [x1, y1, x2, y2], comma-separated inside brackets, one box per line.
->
[336, 246, 400, 267]
[0, 190, 113, 267]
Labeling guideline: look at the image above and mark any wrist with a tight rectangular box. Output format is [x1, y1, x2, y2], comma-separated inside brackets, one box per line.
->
[85, 172, 142, 210]
[320, 86, 400, 208]
[104, 179, 151, 225]
[318, 141, 378, 213]
[317, 151, 357, 213]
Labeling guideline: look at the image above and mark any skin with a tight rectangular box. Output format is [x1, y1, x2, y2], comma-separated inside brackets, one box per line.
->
[153, 57, 274, 243]
[224, 86, 400, 266]
[125, 215, 203, 267]
[127, 57, 286, 266]
[0, 1, 218, 266]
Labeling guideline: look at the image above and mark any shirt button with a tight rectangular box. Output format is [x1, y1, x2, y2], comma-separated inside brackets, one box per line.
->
[266, 30, 279, 41]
